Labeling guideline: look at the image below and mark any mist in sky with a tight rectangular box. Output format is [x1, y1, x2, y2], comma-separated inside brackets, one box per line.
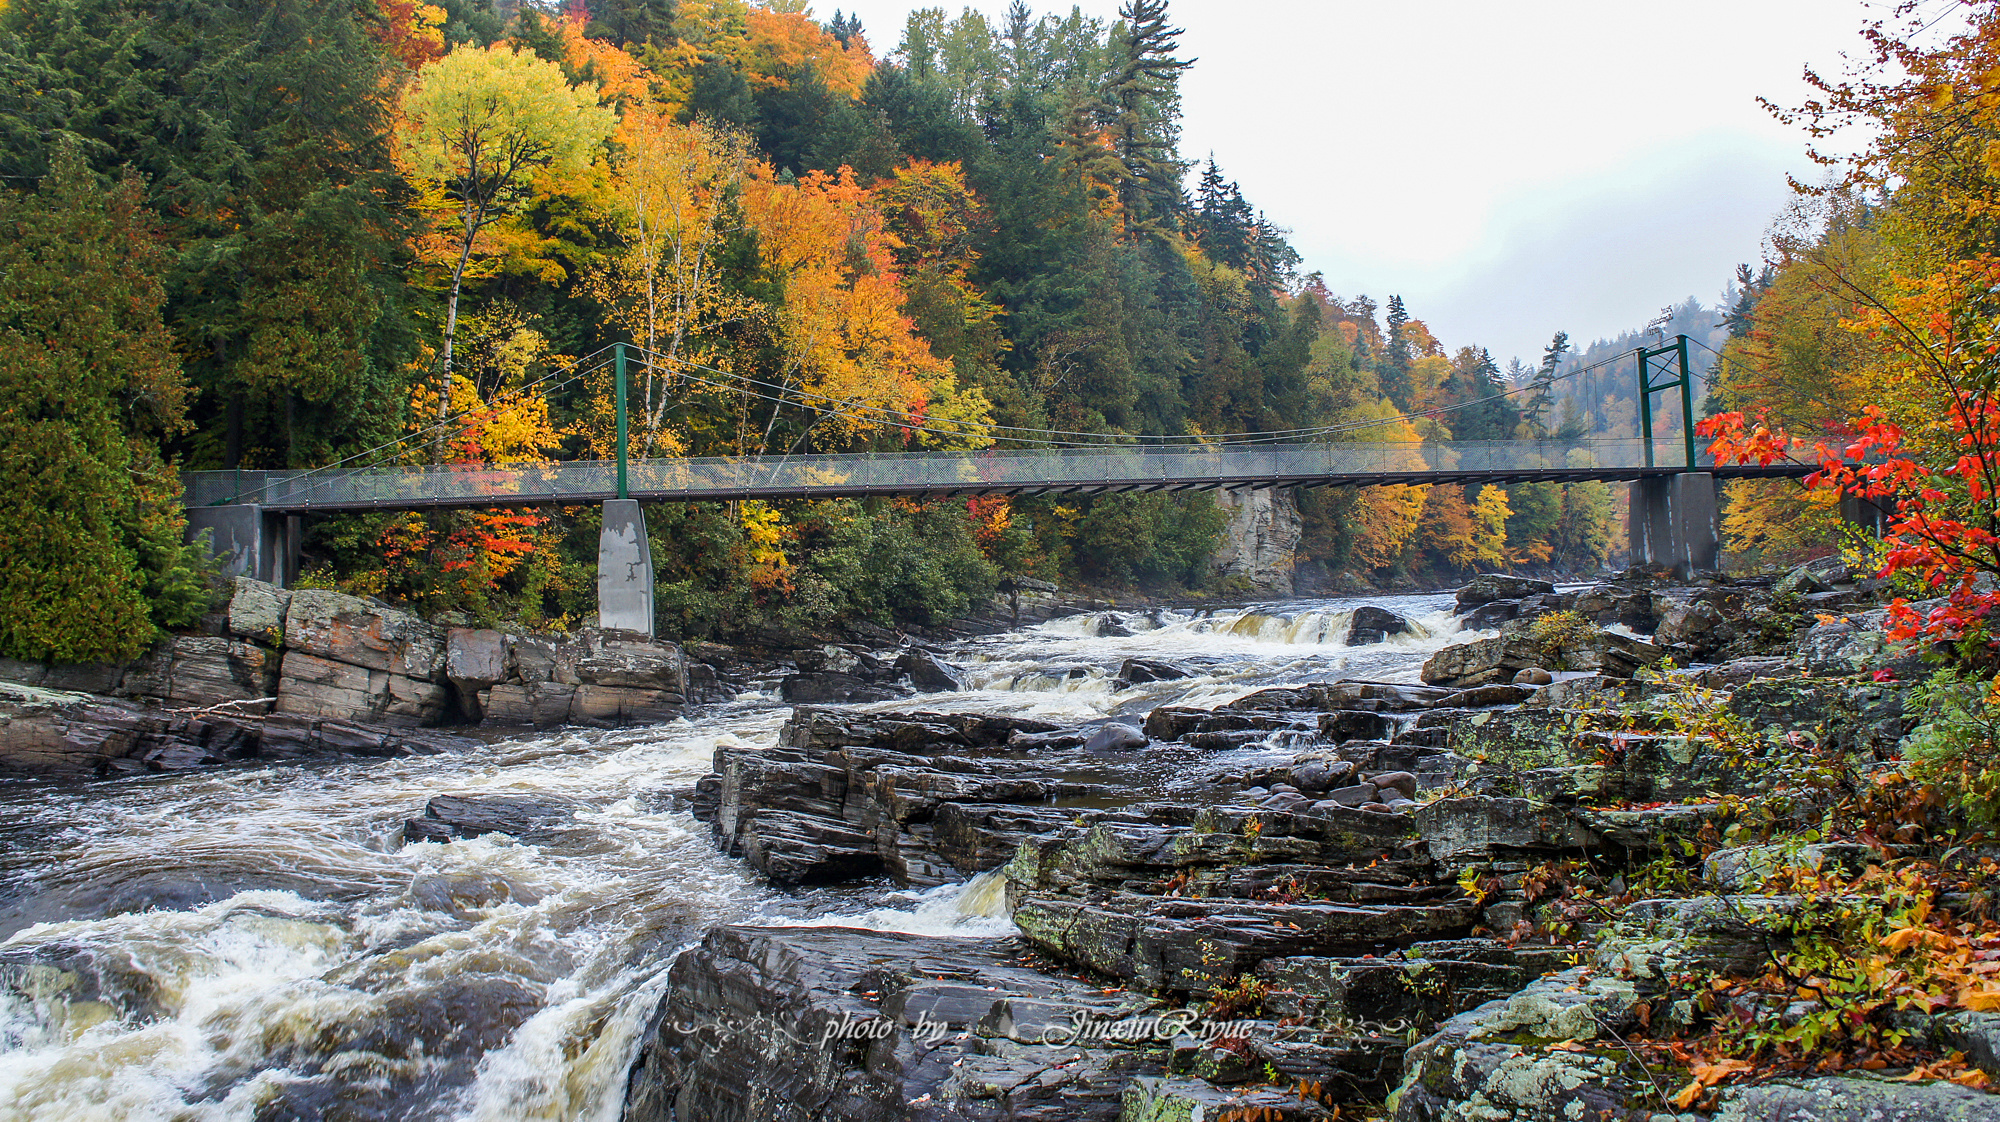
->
[827, 0, 1902, 365]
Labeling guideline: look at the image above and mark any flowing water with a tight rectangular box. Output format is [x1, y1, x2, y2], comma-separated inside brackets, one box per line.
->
[0, 592, 1473, 1122]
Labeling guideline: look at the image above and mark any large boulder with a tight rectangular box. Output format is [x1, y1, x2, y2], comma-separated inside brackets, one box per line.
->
[1454, 574, 1555, 611]
[403, 793, 584, 843]
[1420, 637, 1506, 687]
[1119, 657, 1192, 683]
[1422, 628, 1659, 687]
[444, 629, 507, 718]
[282, 588, 446, 681]
[778, 672, 904, 704]
[707, 709, 1078, 886]
[275, 650, 450, 726]
[1556, 630, 1664, 677]
[623, 926, 1154, 1122]
[225, 577, 292, 646]
[1654, 596, 1735, 656]
[1348, 605, 1410, 645]
[896, 649, 966, 692]
[1802, 609, 1923, 678]
[554, 628, 686, 694]
[477, 681, 576, 728]
[0, 683, 169, 774]
[1387, 968, 1649, 1122]
[120, 635, 278, 711]
[1414, 797, 1598, 863]
[548, 628, 693, 724]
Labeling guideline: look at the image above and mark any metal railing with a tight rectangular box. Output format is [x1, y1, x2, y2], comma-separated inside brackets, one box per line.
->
[183, 437, 1802, 512]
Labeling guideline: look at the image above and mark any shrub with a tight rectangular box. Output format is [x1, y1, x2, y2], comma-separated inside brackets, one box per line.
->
[1900, 667, 2000, 830]
[1528, 609, 1596, 670]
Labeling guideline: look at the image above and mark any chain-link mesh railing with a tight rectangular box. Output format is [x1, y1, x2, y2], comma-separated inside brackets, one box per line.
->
[182, 437, 1777, 511]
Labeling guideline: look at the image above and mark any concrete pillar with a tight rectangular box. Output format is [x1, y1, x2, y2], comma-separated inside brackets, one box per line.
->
[598, 499, 655, 637]
[260, 511, 301, 587]
[186, 503, 266, 581]
[1671, 472, 1720, 578]
[1840, 493, 1890, 536]
[1628, 473, 1719, 579]
[1628, 478, 1672, 571]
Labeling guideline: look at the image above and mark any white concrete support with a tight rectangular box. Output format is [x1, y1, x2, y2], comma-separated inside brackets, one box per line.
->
[597, 499, 655, 637]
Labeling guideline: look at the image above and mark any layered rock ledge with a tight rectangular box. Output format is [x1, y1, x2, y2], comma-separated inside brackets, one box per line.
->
[636, 565, 1998, 1122]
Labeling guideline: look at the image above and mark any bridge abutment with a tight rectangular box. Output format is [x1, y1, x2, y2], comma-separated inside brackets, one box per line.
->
[597, 499, 655, 638]
[1628, 473, 1719, 579]
[186, 503, 296, 587]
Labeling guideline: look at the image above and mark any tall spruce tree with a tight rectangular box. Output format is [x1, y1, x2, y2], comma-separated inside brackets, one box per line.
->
[1108, 0, 1191, 238]
[0, 146, 206, 662]
[1523, 330, 1570, 439]
[1380, 295, 1414, 411]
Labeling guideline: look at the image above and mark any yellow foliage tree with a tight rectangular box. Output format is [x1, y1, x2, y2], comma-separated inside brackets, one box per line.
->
[396, 43, 615, 454]
[583, 112, 755, 455]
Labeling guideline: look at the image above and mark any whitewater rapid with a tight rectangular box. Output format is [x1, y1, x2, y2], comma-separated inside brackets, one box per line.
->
[0, 592, 1470, 1121]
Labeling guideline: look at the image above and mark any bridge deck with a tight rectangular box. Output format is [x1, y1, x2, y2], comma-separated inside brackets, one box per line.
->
[184, 439, 1813, 513]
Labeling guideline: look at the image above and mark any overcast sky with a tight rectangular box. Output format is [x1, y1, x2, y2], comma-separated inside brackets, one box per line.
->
[825, 0, 1931, 366]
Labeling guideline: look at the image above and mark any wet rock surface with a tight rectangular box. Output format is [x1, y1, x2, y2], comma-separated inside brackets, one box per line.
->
[637, 567, 1993, 1122]
[402, 792, 585, 843]
[0, 578, 705, 774]
[624, 925, 1157, 1122]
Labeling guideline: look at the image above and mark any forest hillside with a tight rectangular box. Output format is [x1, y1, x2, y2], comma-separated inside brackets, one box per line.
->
[0, 0, 1718, 660]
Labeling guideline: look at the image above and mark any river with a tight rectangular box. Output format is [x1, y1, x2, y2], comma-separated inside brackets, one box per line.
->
[0, 591, 1472, 1122]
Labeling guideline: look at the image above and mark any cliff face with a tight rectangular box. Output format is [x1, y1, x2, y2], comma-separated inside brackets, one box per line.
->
[1213, 487, 1302, 594]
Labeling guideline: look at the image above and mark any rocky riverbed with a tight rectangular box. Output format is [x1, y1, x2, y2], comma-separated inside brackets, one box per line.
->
[628, 562, 2000, 1122]
[1, 566, 1994, 1121]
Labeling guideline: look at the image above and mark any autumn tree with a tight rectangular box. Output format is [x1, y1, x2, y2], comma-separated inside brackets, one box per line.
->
[585, 112, 753, 455]
[397, 43, 614, 453]
[741, 166, 992, 453]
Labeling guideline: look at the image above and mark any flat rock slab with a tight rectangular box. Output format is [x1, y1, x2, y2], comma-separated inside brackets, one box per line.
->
[1012, 895, 1475, 994]
[1708, 1075, 2000, 1122]
[623, 925, 1156, 1122]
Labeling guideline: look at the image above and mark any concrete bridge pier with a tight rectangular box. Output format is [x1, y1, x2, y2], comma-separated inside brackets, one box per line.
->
[1840, 493, 1892, 536]
[185, 503, 297, 586]
[1629, 473, 1720, 579]
[597, 499, 655, 638]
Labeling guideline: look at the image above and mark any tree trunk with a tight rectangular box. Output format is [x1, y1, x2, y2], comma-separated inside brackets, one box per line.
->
[437, 204, 480, 463]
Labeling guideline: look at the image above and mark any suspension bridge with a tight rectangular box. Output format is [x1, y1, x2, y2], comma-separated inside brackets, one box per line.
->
[184, 336, 1819, 635]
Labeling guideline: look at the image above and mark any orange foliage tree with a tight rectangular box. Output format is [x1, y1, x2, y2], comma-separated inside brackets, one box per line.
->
[740, 166, 991, 452]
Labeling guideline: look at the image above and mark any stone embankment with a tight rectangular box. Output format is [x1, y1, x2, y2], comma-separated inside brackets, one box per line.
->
[0, 570, 1118, 776]
[0, 578, 694, 775]
[632, 563, 2000, 1122]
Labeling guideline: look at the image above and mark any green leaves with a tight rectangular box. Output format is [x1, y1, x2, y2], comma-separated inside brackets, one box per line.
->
[0, 146, 199, 662]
